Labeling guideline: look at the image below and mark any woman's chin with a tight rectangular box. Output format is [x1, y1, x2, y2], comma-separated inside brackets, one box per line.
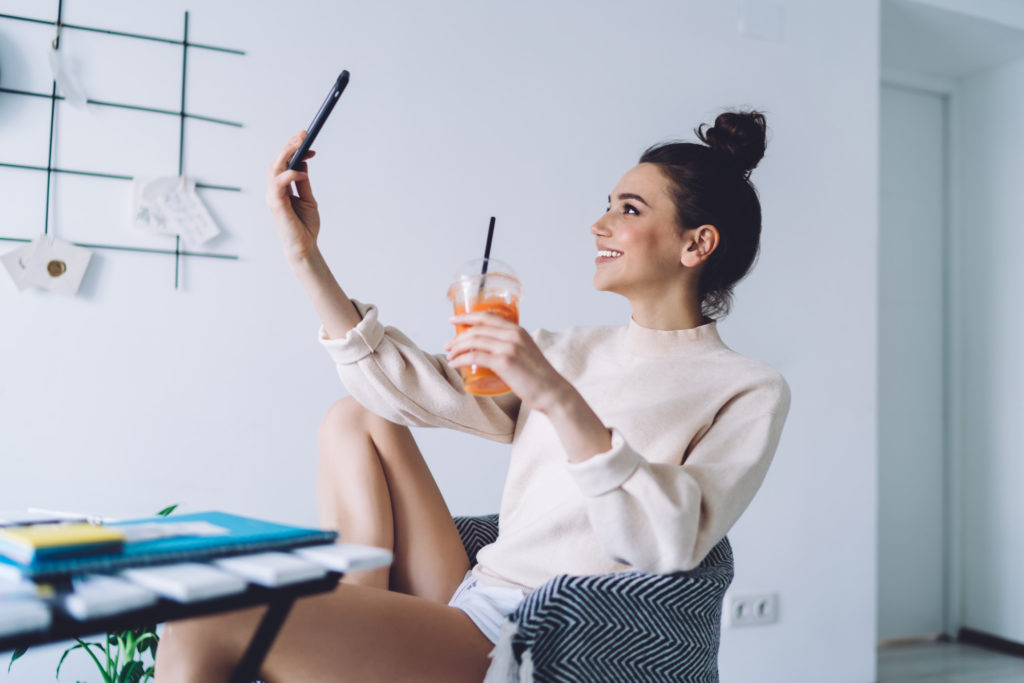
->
[592, 275, 619, 295]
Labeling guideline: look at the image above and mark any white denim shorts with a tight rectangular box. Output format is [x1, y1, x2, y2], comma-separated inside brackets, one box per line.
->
[447, 570, 526, 645]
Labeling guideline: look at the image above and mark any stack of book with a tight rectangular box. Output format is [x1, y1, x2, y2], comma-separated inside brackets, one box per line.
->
[0, 522, 125, 565]
[0, 511, 339, 581]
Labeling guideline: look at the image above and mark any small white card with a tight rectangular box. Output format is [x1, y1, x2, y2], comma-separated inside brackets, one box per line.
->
[133, 176, 220, 246]
[0, 242, 37, 291]
[0, 598, 51, 638]
[66, 575, 158, 620]
[1, 236, 93, 295]
[214, 552, 326, 587]
[26, 235, 93, 295]
[48, 47, 89, 110]
[133, 176, 177, 236]
[295, 543, 393, 573]
[121, 562, 247, 603]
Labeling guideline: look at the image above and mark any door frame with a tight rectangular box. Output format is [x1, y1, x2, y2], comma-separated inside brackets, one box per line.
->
[880, 66, 964, 639]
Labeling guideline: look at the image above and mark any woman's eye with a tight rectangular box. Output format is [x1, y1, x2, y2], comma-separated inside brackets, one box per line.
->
[624, 203, 639, 215]
[604, 206, 611, 213]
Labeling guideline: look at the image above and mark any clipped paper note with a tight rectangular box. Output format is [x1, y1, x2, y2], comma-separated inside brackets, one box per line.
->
[1, 242, 37, 291]
[157, 177, 220, 246]
[22, 235, 93, 296]
[133, 176, 220, 246]
[48, 47, 88, 110]
[133, 176, 178, 235]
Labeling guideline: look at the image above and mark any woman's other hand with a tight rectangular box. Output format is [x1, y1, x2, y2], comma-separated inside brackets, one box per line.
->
[444, 313, 572, 414]
[267, 131, 320, 263]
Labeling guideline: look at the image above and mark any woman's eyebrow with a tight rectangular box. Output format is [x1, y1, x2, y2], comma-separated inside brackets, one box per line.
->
[615, 192, 650, 207]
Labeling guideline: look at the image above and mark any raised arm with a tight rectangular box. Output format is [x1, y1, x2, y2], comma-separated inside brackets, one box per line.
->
[266, 131, 362, 340]
[268, 134, 521, 439]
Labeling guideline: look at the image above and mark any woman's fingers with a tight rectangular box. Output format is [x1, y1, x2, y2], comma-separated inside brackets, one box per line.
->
[268, 132, 319, 207]
[446, 331, 507, 358]
[269, 131, 305, 177]
[449, 311, 518, 328]
[447, 349, 495, 370]
[445, 324, 520, 353]
[266, 169, 310, 209]
[292, 162, 316, 203]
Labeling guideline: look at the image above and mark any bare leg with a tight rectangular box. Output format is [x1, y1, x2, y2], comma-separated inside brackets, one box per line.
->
[317, 397, 471, 601]
[155, 583, 493, 683]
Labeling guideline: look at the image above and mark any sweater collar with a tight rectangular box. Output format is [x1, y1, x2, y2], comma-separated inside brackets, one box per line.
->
[625, 317, 725, 358]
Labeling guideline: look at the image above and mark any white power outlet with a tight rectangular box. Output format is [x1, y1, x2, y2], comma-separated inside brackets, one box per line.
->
[726, 592, 779, 627]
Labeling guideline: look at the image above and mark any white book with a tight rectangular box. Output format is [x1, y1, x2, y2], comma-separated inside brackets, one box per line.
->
[0, 597, 51, 638]
[294, 543, 393, 573]
[214, 552, 326, 588]
[121, 562, 247, 603]
[66, 574, 158, 620]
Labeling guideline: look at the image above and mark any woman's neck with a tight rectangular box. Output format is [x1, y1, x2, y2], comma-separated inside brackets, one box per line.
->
[628, 294, 706, 331]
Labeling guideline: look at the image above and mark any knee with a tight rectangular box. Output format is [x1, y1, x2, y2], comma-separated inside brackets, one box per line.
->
[320, 396, 402, 445]
[156, 619, 232, 682]
[319, 396, 371, 441]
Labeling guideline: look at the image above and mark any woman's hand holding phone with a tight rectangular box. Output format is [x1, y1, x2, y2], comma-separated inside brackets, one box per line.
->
[264, 69, 363, 340]
[266, 131, 321, 264]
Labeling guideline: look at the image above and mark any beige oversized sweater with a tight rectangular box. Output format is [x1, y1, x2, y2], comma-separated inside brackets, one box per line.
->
[320, 300, 790, 592]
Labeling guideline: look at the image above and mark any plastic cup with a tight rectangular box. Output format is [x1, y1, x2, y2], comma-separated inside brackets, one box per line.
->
[447, 258, 521, 396]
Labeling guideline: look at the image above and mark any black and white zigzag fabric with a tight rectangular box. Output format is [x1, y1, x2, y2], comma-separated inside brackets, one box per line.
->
[453, 515, 734, 683]
[454, 513, 501, 567]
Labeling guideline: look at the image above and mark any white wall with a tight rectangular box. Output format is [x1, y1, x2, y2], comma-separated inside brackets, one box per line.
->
[0, 1, 880, 681]
[956, 55, 1024, 644]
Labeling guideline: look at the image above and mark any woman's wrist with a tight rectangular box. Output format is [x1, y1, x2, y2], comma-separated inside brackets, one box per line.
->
[539, 381, 613, 463]
[287, 244, 325, 274]
[287, 246, 363, 339]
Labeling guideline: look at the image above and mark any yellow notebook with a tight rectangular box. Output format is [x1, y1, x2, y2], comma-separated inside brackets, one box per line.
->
[0, 523, 125, 565]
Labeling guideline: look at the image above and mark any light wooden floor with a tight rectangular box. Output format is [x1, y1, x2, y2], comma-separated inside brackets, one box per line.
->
[878, 641, 1024, 682]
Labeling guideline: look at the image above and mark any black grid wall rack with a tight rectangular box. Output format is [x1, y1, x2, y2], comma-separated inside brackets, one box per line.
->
[0, 1, 245, 290]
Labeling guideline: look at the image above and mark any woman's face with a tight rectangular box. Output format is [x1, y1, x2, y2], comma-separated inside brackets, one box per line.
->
[591, 163, 688, 298]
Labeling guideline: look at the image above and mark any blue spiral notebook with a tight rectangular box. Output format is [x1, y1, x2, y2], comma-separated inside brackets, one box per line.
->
[0, 511, 338, 581]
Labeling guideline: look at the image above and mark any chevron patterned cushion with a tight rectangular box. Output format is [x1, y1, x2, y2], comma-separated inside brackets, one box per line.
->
[454, 513, 501, 566]
[453, 515, 733, 683]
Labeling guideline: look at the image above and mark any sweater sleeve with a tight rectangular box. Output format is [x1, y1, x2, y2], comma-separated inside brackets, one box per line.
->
[565, 375, 790, 573]
[319, 300, 521, 442]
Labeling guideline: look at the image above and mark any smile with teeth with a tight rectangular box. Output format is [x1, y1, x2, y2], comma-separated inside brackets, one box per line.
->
[597, 250, 623, 259]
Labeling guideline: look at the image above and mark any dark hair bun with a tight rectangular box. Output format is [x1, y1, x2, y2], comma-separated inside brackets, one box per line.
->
[696, 111, 767, 177]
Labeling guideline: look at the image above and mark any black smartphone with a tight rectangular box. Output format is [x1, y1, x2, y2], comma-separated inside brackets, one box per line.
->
[287, 70, 350, 171]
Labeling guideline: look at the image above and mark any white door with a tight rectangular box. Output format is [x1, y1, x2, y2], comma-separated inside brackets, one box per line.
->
[877, 83, 948, 640]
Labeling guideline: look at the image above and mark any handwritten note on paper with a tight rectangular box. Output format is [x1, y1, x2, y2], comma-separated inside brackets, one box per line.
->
[1, 236, 93, 296]
[133, 176, 221, 247]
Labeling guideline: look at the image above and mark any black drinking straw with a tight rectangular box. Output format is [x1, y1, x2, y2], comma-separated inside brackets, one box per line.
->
[481, 216, 496, 275]
[477, 216, 495, 299]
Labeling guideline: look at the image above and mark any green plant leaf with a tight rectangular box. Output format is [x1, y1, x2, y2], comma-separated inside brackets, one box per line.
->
[156, 505, 178, 517]
[56, 643, 86, 679]
[8, 647, 27, 673]
[135, 632, 158, 656]
[73, 638, 113, 683]
[56, 640, 106, 681]
[118, 659, 144, 683]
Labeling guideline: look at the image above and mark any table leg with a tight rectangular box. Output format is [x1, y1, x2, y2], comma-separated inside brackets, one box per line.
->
[228, 597, 294, 683]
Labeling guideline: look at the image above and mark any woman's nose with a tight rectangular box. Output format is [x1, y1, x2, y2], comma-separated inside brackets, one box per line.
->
[590, 214, 610, 236]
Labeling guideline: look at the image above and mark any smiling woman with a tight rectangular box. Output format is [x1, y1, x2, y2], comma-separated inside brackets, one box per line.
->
[156, 110, 788, 682]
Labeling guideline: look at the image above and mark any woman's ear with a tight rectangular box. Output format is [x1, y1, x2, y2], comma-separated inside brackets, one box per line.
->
[680, 224, 720, 267]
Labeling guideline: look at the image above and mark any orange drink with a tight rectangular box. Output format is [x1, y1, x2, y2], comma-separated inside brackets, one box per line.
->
[447, 259, 521, 396]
